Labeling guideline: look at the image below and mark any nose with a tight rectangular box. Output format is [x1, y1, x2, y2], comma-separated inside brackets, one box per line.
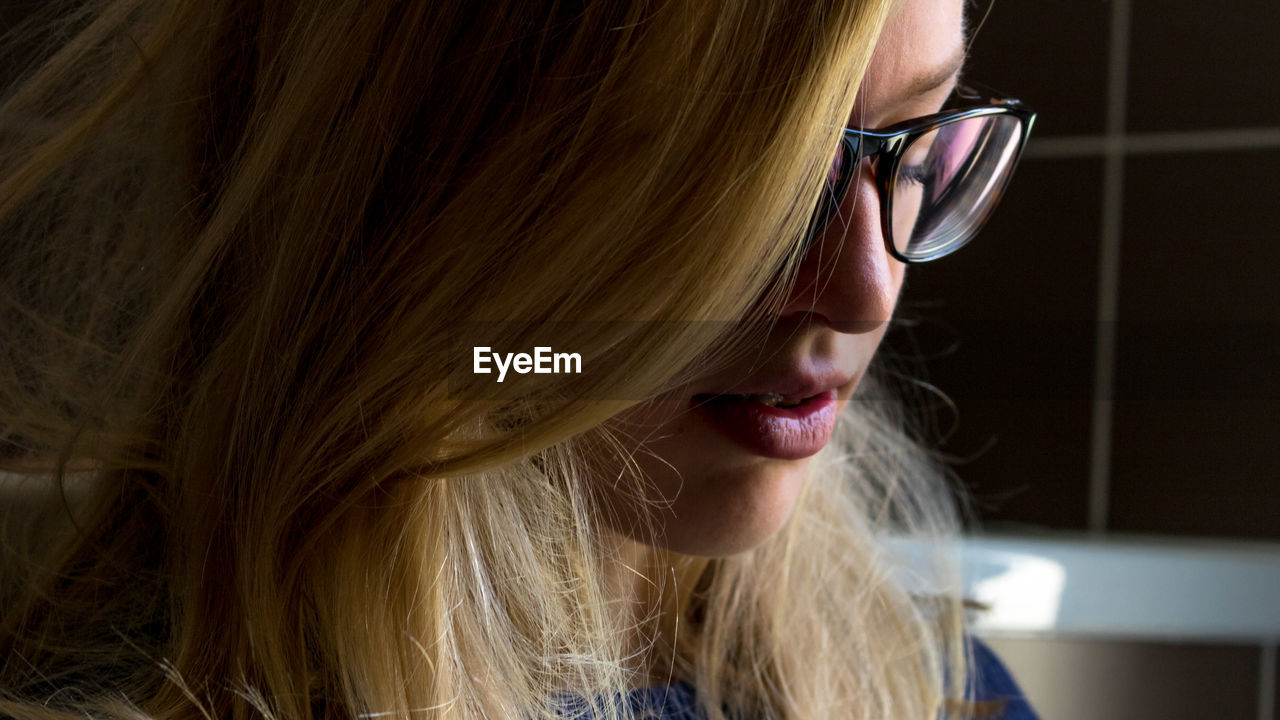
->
[778, 164, 905, 334]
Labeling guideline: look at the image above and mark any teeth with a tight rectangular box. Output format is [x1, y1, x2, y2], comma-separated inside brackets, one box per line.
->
[749, 392, 804, 408]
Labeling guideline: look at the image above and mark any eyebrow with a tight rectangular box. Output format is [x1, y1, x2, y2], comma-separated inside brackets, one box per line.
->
[897, 45, 968, 103]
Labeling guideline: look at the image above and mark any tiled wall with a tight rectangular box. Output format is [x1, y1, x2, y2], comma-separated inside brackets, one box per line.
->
[898, 0, 1280, 541]
[895, 2, 1280, 718]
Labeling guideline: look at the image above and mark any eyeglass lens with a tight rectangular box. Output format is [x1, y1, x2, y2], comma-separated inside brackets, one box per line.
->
[817, 113, 1024, 261]
[890, 113, 1023, 259]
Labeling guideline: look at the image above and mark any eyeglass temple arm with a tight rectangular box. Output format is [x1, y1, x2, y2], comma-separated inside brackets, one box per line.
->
[956, 80, 1025, 106]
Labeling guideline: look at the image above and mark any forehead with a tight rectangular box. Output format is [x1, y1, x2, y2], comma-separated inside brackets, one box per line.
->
[857, 0, 967, 116]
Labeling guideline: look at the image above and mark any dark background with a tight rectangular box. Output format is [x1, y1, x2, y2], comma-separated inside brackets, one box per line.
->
[896, 0, 1280, 542]
[892, 2, 1280, 718]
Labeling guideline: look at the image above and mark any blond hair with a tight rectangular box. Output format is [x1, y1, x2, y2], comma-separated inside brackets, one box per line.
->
[0, 0, 988, 717]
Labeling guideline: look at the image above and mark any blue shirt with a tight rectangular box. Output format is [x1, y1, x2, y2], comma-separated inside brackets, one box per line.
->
[961, 635, 1040, 720]
[553, 636, 1039, 719]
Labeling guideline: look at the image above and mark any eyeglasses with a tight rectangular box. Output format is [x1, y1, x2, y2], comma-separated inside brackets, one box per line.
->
[804, 84, 1036, 263]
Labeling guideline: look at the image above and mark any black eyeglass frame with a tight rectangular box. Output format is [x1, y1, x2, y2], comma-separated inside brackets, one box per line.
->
[806, 86, 1037, 263]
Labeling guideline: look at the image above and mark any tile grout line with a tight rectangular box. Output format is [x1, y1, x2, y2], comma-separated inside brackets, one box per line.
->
[1088, 0, 1130, 535]
[1024, 126, 1280, 159]
[1260, 641, 1277, 720]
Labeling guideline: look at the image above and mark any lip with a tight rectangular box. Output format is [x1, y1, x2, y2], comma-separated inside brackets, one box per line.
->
[697, 368, 854, 400]
[691, 389, 839, 460]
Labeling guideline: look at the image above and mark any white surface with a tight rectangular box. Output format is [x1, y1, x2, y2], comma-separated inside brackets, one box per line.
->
[887, 532, 1280, 641]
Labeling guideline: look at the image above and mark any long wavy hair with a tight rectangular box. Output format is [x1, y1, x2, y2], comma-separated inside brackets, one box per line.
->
[0, 0, 992, 717]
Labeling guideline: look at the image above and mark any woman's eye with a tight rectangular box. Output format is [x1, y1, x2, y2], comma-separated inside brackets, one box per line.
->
[897, 163, 930, 186]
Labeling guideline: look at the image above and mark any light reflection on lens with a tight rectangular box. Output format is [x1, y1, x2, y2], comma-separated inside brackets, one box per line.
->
[891, 114, 1023, 260]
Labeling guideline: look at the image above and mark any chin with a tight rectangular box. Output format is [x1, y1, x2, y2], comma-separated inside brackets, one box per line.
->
[624, 451, 813, 558]
[595, 389, 831, 558]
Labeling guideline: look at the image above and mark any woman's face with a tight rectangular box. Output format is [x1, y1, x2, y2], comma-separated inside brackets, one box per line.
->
[603, 0, 967, 557]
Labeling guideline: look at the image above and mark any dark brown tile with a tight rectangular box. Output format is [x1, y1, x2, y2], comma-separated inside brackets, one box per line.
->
[981, 635, 1262, 720]
[896, 157, 1103, 531]
[964, 0, 1110, 137]
[1111, 150, 1280, 540]
[1129, 0, 1280, 132]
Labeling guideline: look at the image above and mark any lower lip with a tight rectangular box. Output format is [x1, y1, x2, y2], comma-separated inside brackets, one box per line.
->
[692, 390, 839, 460]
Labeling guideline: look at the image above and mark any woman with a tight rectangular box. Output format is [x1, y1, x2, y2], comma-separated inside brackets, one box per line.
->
[0, 0, 1037, 718]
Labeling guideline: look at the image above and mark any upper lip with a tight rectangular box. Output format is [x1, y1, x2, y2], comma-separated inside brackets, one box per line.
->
[696, 367, 855, 399]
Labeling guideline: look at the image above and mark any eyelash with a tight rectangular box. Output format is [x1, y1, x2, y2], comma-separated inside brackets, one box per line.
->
[897, 162, 930, 186]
